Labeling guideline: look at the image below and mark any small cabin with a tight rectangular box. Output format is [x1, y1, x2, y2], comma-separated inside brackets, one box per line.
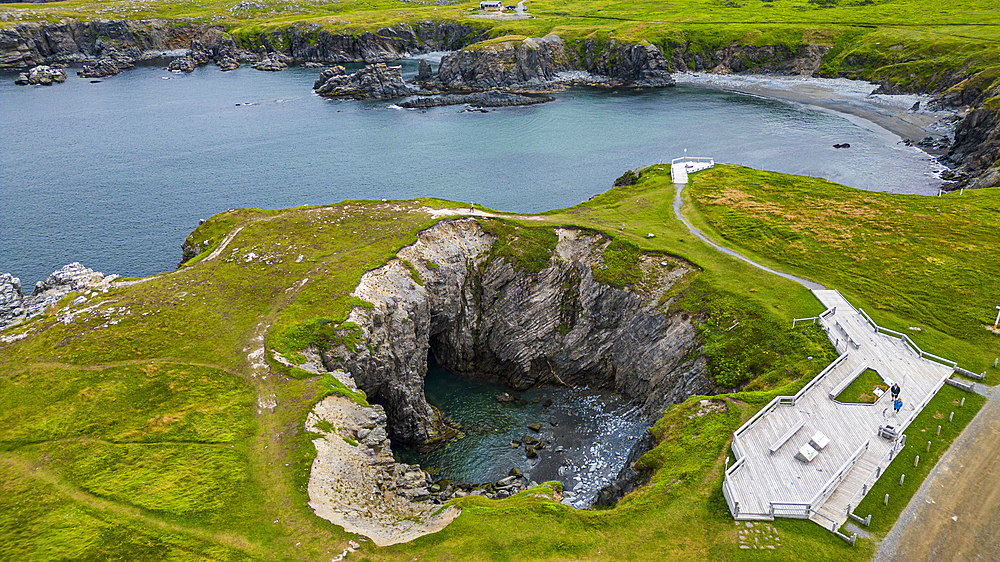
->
[480, 0, 502, 10]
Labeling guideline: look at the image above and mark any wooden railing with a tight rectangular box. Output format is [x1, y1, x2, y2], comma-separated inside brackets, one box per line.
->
[810, 440, 870, 509]
[857, 307, 958, 369]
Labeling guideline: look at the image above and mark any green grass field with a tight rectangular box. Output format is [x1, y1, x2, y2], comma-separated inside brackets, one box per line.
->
[686, 165, 1000, 381]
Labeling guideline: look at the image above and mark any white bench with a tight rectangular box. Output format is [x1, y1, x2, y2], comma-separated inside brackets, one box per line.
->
[768, 419, 805, 455]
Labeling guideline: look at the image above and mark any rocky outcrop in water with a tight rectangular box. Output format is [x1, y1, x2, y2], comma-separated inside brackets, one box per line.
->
[312, 219, 713, 447]
[77, 55, 132, 78]
[14, 64, 66, 85]
[167, 55, 196, 72]
[0, 263, 119, 330]
[433, 35, 570, 91]
[398, 90, 554, 108]
[252, 50, 289, 71]
[313, 63, 411, 99]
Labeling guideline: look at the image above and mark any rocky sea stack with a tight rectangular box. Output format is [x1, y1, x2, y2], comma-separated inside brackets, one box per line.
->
[313, 63, 411, 99]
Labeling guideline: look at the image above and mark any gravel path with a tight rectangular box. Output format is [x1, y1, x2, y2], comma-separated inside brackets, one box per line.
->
[875, 383, 1000, 562]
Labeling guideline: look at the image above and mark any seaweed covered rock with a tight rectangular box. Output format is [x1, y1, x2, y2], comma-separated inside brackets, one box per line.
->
[398, 90, 553, 108]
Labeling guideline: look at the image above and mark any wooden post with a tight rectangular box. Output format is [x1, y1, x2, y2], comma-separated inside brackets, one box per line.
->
[949, 412, 955, 422]
[914, 456, 919, 467]
[927, 441, 931, 452]
[937, 425, 941, 436]
[884, 494, 889, 505]
[900, 474, 905, 485]
[961, 397, 965, 407]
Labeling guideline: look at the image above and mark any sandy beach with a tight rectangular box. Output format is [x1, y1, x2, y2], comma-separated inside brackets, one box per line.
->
[673, 73, 960, 148]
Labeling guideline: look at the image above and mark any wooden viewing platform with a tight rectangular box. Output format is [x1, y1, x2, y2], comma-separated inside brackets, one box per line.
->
[722, 289, 958, 536]
[670, 157, 714, 184]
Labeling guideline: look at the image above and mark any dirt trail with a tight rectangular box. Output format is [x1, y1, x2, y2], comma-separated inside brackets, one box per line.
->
[875, 384, 1000, 562]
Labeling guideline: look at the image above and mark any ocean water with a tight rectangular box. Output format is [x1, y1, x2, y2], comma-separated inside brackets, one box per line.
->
[1, 60, 941, 286]
[395, 359, 647, 507]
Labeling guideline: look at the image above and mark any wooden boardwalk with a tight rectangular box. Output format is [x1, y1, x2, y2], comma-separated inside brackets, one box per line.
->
[722, 290, 955, 532]
[670, 157, 714, 184]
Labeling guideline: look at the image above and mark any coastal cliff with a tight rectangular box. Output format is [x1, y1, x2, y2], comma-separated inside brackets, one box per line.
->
[311, 219, 714, 447]
[0, 19, 487, 69]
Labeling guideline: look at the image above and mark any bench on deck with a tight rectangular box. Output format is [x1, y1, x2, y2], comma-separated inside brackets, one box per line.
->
[768, 418, 805, 455]
[829, 363, 869, 400]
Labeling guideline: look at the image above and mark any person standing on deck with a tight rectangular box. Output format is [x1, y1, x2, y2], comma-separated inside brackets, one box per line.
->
[893, 398, 903, 415]
[891, 382, 901, 400]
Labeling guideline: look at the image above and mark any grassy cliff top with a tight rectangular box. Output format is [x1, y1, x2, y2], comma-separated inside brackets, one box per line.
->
[0, 166, 996, 560]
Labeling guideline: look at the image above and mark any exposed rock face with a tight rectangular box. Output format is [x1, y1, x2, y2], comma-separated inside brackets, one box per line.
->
[398, 90, 554, 108]
[416, 58, 432, 82]
[252, 50, 289, 71]
[577, 41, 676, 87]
[251, 22, 488, 64]
[0, 274, 25, 328]
[0, 263, 119, 330]
[593, 428, 655, 507]
[313, 63, 411, 99]
[435, 35, 570, 90]
[319, 219, 713, 447]
[167, 56, 196, 72]
[14, 65, 66, 85]
[665, 42, 829, 76]
[306, 376, 461, 546]
[0, 19, 222, 69]
[430, 35, 677, 91]
[948, 106, 1000, 189]
[77, 56, 131, 78]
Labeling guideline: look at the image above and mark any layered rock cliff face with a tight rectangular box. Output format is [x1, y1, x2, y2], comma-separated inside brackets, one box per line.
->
[664, 42, 829, 76]
[317, 219, 713, 447]
[0, 19, 224, 68]
[253, 22, 487, 63]
[949, 105, 1000, 189]
[427, 35, 676, 90]
[0, 19, 486, 69]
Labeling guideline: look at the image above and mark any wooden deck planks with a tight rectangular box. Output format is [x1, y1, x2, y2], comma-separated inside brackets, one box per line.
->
[724, 290, 954, 528]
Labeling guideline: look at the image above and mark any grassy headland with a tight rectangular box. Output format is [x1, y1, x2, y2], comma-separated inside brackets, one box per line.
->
[0, 164, 996, 561]
[686, 165, 1000, 381]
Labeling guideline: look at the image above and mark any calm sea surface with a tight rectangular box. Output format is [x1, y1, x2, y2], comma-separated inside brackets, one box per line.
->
[1, 61, 941, 286]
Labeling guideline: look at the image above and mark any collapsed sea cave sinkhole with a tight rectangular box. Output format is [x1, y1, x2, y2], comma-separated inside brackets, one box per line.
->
[329, 219, 718, 507]
[392, 353, 650, 508]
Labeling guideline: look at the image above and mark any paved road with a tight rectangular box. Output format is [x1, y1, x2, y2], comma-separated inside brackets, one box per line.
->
[875, 383, 1000, 562]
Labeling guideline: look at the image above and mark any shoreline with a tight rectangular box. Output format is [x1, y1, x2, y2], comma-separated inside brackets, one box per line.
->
[673, 72, 959, 149]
